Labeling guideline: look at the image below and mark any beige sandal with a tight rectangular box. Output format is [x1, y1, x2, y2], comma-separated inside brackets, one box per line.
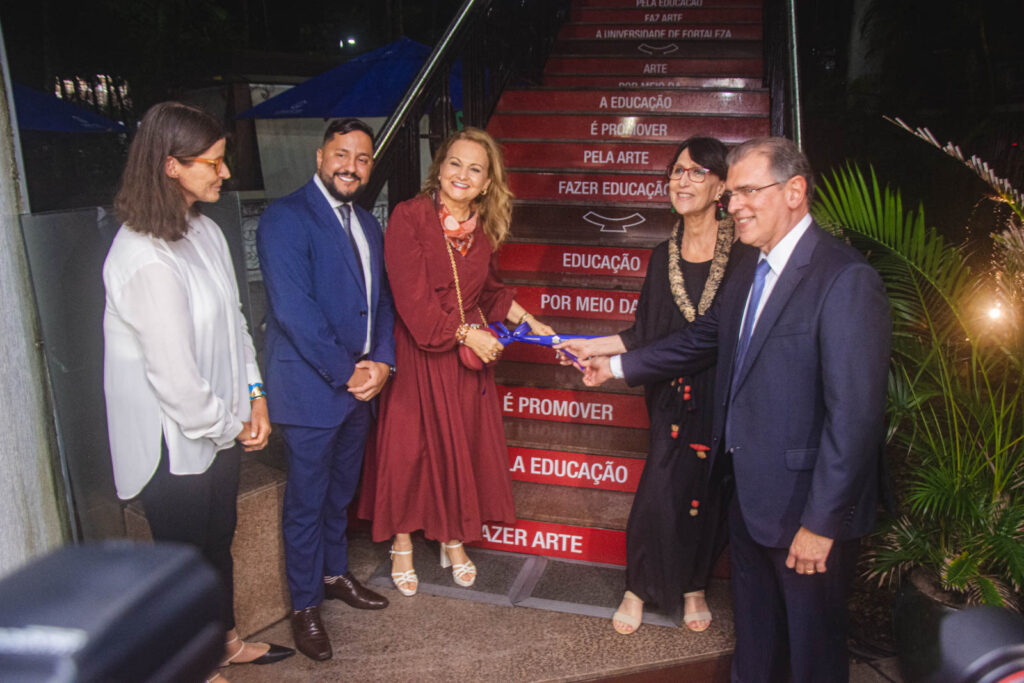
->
[683, 590, 712, 632]
[612, 590, 643, 634]
[390, 545, 418, 596]
[440, 542, 477, 587]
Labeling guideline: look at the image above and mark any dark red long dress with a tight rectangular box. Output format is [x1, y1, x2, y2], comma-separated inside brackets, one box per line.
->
[358, 195, 516, 542]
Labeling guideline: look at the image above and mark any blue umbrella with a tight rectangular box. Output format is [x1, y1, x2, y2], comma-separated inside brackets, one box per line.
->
[12, 83, 126, 133]
[238, 37, 462, 119]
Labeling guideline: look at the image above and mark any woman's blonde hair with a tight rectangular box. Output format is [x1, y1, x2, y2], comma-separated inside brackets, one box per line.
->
[421, 127, 513, 248]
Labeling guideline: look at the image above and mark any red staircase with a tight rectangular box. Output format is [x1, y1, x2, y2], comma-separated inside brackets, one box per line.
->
[477, 0, 770, 566]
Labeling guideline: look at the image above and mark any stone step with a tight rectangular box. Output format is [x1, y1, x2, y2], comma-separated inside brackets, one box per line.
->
[513, 481, 633, 531]
[505, 417, 650, 458]
[496, 359, 643, 393]
[495, 87, 769, 116]
[490, 112, 769, 144]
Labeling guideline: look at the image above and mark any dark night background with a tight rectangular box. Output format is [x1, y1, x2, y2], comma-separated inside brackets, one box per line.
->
[2, 0, 1022, 247]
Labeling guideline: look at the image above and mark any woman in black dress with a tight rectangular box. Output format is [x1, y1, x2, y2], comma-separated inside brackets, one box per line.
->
[560, 137, 752, 633]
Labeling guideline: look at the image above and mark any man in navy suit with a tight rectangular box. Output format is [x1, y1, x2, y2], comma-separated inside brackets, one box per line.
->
[570, 137, 890, 682]
[257, 118, 395, 661]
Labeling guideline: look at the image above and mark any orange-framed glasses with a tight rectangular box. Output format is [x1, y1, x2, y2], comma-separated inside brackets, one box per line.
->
[183, 156, 226, 174]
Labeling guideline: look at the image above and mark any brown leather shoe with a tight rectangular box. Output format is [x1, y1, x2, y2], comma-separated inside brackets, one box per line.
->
[289, 606, 332, 661]
[324, 572, 389, 610]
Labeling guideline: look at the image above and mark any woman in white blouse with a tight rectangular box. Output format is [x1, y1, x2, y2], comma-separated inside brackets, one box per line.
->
[103, 102, 293, 679]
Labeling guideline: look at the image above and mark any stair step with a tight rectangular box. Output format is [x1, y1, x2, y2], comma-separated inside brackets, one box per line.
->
[499, 242, 650, 279]
[509, 446, 644, 492]
[513, 283, 641, 321]
[509, 170, 670, 204]
[541, 74, 763, 89]
[545, 55, 762, 77]
[579, 0, 763, 8]
[496, 88, 769, 115]
[507, 202, 674, 246]
[505, 418, 650, 458]
[496, 360, 629, 390]
[570, 6, 761, 22]
[490, 112, 768, 144]
[499, 383, 649, 428]
[504, 140, 677, 173]
[552, 38, 760, 58]
[513, 481, 633, 530]
[560, 23, 762, 41]
[475, 517, 627, 564]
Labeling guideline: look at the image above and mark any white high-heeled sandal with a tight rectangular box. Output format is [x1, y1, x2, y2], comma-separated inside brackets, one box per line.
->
[440, 541, 477, 587]
[389, 545, 418, 596]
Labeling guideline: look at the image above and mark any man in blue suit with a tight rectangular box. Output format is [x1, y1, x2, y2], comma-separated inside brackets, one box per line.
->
[257, 118, 395, 661]
[572, 137, 890, 682]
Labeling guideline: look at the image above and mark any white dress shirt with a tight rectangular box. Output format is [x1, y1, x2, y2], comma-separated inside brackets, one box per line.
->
[313, 174, 372, 355]
[103, 214, 261, 499]
[609, 213, 813, 378]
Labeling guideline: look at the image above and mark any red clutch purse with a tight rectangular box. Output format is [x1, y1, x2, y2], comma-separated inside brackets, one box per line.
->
[458, 327, 499, 371]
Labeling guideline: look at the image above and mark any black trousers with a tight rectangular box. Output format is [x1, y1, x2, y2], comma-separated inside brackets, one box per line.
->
[139, 440, 240, 630]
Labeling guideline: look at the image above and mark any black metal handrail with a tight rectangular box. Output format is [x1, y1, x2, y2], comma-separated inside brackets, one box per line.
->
[358, 0, 568, 213]
[764, 0, 803, 147]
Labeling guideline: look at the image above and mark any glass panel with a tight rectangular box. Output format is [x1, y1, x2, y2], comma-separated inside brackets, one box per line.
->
[19, 193, 248, 540]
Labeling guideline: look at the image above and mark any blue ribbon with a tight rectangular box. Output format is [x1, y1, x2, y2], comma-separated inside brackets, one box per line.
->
[490, 322, 599, 369]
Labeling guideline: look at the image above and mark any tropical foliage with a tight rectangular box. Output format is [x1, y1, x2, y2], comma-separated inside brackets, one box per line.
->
[811, 139, 1024, 608]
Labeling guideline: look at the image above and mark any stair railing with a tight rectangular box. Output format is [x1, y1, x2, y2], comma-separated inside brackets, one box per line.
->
[764, 0, 804, 148]
[359, 0, 569, 214]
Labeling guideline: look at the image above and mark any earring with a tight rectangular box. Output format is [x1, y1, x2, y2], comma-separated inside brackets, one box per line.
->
[715, 199, 728, 221]
[481, 187, 488, 196]
[670, 204, 677, 214]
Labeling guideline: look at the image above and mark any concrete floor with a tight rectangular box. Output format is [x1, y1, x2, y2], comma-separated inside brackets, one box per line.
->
[219, 532, 901, 682]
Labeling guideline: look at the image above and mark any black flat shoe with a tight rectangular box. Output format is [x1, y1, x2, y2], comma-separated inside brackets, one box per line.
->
[250, 643, 296, 665]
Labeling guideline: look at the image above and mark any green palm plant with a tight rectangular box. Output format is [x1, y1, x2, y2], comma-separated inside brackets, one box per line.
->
[812, 160, 1024, 609]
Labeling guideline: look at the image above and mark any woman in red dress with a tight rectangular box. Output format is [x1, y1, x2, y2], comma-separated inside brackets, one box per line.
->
[359, 127, 553, 595]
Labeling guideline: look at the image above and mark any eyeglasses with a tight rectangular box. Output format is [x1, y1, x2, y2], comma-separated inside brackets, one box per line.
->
[722, 181, 784, 205]
[183, 156, 226, 174]
[668, 165, 710, 183]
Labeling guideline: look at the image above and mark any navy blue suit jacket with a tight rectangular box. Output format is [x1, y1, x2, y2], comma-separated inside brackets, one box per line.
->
[622, 223, 891, 547]
[257, 179, 395, 428]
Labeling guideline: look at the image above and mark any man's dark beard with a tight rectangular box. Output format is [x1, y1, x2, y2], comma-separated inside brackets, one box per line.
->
[321, 171, 365, 203]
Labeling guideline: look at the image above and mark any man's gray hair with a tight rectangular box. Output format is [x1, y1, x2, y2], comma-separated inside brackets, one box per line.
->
[727, 136, 815, 201]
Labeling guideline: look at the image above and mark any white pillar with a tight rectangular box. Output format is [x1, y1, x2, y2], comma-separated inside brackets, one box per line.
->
[0, 19, 66, 577]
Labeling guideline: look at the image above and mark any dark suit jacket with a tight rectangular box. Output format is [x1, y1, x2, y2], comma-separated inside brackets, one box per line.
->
[622, 222, 891, 548]
[257, 179, 395, 428]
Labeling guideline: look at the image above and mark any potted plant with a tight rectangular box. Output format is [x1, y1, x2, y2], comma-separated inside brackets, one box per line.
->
[811, 123, 1024, 678]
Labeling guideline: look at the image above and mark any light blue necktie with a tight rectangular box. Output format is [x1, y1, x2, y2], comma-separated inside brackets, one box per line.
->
[733, 258, 771, 376]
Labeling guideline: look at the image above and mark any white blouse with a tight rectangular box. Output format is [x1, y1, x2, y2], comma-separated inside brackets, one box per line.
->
[103, 213, 261, 499]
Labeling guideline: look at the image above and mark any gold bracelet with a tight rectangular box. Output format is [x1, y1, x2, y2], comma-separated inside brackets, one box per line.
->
[455, 323, 472, 345]
[519, 312, 533, 325]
